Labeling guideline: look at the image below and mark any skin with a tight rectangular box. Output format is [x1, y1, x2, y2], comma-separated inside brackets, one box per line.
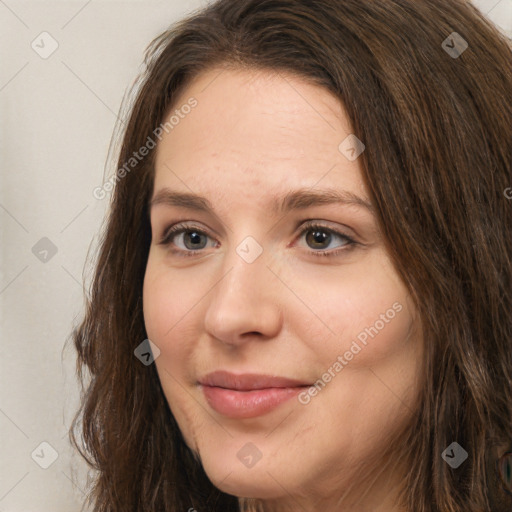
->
[143, 66, 423, 512]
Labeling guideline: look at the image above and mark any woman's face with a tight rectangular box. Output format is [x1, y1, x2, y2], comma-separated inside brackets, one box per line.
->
[143, 66, 423, 510]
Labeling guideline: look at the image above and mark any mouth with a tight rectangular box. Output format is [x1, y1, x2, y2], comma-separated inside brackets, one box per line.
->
[198, 371, 311, 419]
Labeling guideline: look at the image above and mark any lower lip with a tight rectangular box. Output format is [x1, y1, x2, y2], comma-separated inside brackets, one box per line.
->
[201, 385, 305, 418]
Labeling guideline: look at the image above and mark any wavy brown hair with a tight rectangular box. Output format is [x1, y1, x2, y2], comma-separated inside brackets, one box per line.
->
[69, 0, 512, 510]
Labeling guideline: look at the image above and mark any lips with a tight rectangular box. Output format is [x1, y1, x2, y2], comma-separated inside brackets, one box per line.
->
[199, 371, 311, 390]
[198, 371, 311, 418]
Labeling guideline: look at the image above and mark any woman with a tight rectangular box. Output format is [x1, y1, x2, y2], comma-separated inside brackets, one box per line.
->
[70, 0, 512, 510]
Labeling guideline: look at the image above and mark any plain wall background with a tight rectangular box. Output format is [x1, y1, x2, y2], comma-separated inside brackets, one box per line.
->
[1, 1, 511, 510]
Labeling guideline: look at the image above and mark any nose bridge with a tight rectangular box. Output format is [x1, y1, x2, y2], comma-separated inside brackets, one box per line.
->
[203, 234, 283, 343]
[215, 235, 273, 306]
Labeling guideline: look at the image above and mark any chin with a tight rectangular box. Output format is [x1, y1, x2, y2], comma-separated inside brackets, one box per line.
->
[202, 459, 289, 499]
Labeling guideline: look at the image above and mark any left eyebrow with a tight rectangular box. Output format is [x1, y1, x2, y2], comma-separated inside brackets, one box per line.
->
[149, 187, 374, 216]
[273, 188, 374, 215]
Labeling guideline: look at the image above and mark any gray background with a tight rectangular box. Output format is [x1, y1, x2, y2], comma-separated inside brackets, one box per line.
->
[1, 0, 511, 510]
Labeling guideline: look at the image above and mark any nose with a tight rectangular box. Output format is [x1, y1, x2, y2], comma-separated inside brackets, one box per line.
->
[203, 244, 283, 348]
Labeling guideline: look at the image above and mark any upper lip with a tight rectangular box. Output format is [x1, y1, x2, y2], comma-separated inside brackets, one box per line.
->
[199, 371, 311, 390]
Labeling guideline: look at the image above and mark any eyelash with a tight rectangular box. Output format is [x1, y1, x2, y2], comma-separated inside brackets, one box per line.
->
[158, 221, 358, 258]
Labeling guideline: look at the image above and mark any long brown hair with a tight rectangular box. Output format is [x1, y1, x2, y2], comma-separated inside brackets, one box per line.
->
[69, 0, 512, 510]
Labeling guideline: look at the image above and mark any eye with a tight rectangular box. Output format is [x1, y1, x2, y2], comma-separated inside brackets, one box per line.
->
[296, 222, 357, 257]
[158, 223, 217, 256]
[158, 221, 358, 258]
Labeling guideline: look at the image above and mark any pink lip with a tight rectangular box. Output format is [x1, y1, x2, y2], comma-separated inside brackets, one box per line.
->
[199, 371, 310, 419]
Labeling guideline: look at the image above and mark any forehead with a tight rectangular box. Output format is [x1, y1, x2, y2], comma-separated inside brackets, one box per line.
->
[152, 67, 368, 211]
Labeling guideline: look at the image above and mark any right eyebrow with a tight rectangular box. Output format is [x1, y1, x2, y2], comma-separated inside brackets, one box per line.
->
[149, 189, 214, 213]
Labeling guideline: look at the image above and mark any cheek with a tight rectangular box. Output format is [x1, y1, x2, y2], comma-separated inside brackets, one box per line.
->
[339, 293, 415, 366]
[284, 252, 417, 366]
[142, 278, 173, 343]
[142, 261, 202, 392]
[301, 274, 421, 453]
[143, 263, 204, 449]
[142, 258, 202, 348]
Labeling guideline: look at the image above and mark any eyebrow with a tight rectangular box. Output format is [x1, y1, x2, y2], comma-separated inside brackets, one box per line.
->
[149, 187, 374, 215]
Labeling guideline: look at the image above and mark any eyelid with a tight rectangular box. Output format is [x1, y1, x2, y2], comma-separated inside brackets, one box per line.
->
[291, 219, 357, 243]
